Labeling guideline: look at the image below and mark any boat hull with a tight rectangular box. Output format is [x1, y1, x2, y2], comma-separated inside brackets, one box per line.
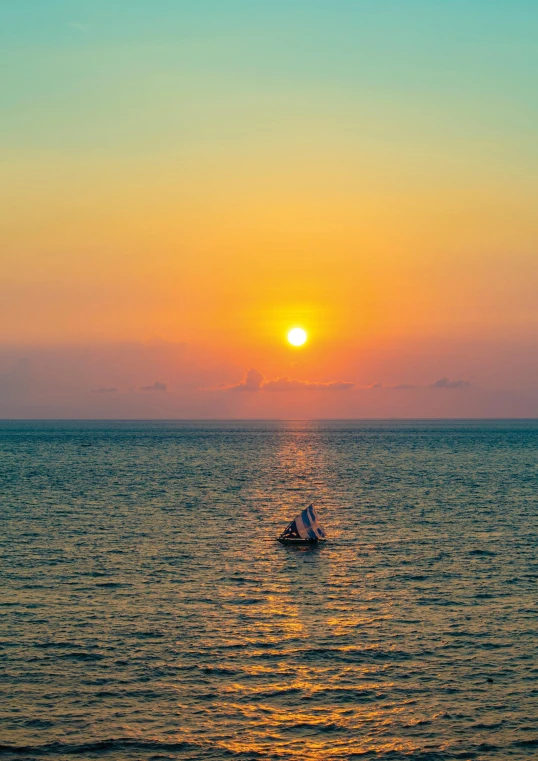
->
[277, 537, 322, 545]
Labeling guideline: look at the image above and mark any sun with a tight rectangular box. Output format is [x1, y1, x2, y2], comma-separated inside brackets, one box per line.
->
[287, 327, 307, 347]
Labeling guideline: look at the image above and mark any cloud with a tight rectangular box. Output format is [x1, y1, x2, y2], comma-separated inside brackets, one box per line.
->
[141, 381, 167, 392]
[219, 371, 471, 395]
[225, 369, 354, 393]
[91, 387, 117, 394]
[264, 377, 355, 392]
[430, 377, 471, 389]
[388, 378, 470, 390]
[227, 368, 265, 392]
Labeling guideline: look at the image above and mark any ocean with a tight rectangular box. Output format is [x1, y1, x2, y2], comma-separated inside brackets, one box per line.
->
[1, 420, 537, 760]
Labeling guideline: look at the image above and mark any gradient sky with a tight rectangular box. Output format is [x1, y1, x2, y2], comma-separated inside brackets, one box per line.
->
[1, 1, 538, 417]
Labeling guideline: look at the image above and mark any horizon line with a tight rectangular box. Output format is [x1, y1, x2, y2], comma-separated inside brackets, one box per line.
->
[1, 417, 537, 423]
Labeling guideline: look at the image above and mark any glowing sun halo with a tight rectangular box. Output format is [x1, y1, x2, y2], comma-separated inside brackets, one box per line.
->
[287, 327, 307, 347]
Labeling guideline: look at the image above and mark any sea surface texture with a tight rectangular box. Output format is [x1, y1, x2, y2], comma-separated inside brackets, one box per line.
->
[1, 420, 537, 761]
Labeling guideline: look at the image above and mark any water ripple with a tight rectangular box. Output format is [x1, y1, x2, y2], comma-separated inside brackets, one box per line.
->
[1, 420, 537, 760]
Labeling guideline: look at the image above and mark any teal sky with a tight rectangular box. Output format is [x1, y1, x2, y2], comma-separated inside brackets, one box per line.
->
[2, 0, 538, 159]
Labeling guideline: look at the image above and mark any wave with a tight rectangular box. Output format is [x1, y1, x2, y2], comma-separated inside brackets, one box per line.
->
[57, 652, 105, 662]
[0, 738, 198, 757]
[513, 738, 538, 747]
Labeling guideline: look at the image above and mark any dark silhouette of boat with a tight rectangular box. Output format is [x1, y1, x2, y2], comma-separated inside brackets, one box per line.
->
[277, 504, 326, 545]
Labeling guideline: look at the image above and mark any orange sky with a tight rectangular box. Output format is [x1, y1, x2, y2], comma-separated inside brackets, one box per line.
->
[1, 2, 538, 416]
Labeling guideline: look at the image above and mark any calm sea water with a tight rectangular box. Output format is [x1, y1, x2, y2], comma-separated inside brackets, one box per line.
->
[1, 420, 537, 761]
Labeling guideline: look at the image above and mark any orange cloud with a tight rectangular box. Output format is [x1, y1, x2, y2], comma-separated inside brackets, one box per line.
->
[226, 369, 355, 393]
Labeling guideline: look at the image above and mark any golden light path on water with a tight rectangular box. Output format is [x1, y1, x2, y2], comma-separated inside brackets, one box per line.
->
[1, 420, 537, 760]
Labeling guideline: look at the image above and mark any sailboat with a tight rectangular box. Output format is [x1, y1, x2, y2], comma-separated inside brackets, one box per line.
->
[277, 504, 326, 545]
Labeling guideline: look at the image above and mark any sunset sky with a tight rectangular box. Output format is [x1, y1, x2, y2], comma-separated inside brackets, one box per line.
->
[2, 1, 537, 417]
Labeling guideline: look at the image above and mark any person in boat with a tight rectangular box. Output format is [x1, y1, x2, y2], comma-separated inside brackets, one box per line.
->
[283, 523, 300, 539]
